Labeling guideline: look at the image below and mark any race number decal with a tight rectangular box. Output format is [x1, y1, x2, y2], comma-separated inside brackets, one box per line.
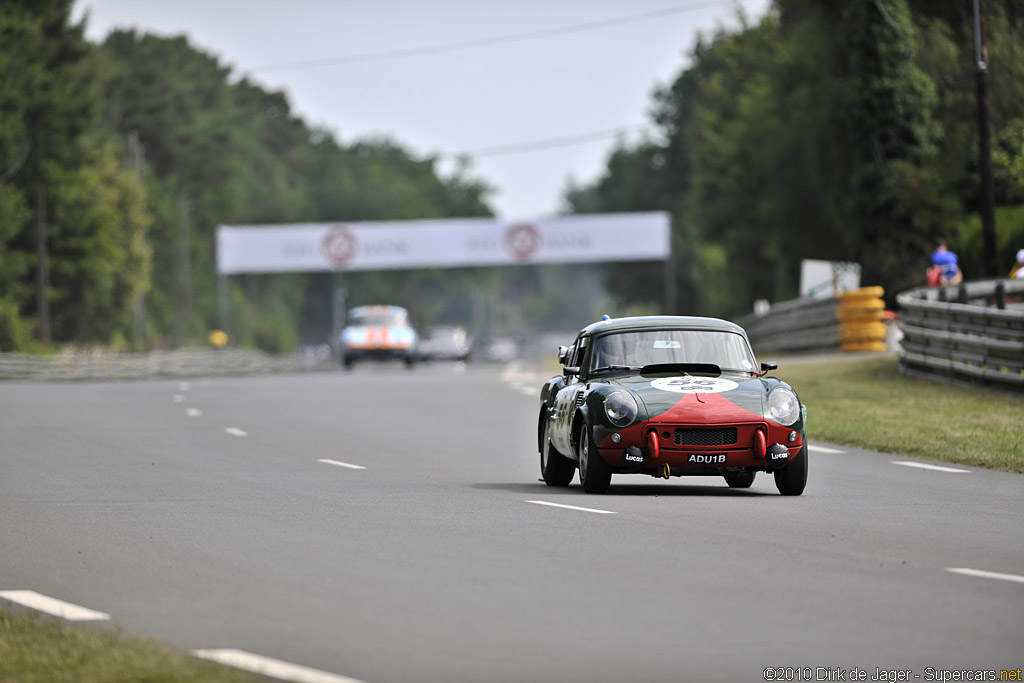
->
[650, 377, 738, 394]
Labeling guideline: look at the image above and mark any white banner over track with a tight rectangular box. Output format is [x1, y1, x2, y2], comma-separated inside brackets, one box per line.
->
[216, 213, 670, 274]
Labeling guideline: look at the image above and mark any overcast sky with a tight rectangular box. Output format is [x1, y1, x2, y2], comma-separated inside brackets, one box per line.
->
[73, 0, 772, 219]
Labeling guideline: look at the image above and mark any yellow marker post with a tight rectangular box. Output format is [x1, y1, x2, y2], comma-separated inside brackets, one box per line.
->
[208, 330, 229, 348]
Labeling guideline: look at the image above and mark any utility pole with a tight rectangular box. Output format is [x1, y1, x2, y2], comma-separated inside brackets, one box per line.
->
[34, 181, 51, 345]
[127, 131, 147, 350]
[974, 0, 998, 278]
[175, 190, 194, 346]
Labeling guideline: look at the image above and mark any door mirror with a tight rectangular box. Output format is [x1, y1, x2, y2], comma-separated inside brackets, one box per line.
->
[563, 366, 580, 377]
[557, 345, 570, 365]
[760, 361, 778, 373]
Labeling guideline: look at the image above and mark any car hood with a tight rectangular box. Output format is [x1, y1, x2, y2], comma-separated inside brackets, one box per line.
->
[604, 372, 770, 424]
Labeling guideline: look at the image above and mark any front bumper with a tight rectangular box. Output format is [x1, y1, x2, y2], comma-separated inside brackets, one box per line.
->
[343, 347, 415, 361]
[596, 420, 803, 474]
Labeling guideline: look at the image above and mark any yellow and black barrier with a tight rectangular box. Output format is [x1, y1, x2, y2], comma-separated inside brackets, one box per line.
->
[837, 287, 887, 352]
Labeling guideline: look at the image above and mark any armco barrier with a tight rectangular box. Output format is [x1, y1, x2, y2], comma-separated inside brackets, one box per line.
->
[896, 279, 1024, 389]
[740, 287, 887, 355]
[0, 348, 334, 381]
[738, 296, 840, 355]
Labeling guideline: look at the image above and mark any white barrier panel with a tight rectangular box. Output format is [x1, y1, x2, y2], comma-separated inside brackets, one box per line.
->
[216, 213, 669, 274]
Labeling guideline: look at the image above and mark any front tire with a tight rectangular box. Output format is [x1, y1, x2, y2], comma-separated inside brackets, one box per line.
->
[724, 471, 755, 488]
[774, 443, 808, 496]
[577, 424, 611, 494]
[540, 417, 574, 487]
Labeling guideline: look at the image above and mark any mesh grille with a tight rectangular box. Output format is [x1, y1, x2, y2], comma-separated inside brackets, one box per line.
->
[674, 427, 737, 446]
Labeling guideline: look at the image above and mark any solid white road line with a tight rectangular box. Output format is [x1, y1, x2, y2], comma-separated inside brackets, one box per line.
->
[193, 649, 363, 683]
[0, 590, 110, 621]
[186, 408, 202, 417]
[808, 444, 845, 454]
[224, 427, 248, 437]
[892, 461, 969, 473]
[946, 568, 1024, 585]
[317, 459, 367, 470]
[527, 500, 616, 515]
[173, 394, 185, 403]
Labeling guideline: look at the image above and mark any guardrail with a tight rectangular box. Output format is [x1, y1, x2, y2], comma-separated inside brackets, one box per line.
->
[0, 348, 335, 382]
[896, 279, 1024, 389]
[739, 288, 887, 355]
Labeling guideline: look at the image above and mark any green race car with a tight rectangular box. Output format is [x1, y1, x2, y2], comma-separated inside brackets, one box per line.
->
[538, 316, 808, 495]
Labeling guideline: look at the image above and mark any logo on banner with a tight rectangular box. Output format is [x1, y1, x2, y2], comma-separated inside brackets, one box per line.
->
[322, 227, 358, 266]
[504, 223, 542, 261]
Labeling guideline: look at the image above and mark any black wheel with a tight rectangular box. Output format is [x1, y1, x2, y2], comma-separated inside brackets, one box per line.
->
[577, 424, 611, 494]
[404, 356, 417, 369]
[342, 356, 354, 370]
[774, 443, 808, 496]
[724, 471, 756, 488]
[540, 416, 574, 487]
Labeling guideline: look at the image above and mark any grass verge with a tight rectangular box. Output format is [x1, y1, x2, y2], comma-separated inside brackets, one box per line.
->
[778, 353, 1024, 473]
[0, 610, 258, 683]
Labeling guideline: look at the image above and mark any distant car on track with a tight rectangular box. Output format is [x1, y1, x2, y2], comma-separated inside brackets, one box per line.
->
[538, 315, 807, 495]
[418, 325, 472, 362]
[474, 336, 518, 363]
[340, 305, 419, 369]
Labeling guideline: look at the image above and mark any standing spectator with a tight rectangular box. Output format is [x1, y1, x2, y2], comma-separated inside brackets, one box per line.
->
[1011, 249, 1024, 279]
[930, 241, 963, 285]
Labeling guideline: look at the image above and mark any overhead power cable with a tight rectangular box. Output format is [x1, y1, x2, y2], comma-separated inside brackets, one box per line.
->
[250, 0, 729, 73]
[452, 125, 650, 158]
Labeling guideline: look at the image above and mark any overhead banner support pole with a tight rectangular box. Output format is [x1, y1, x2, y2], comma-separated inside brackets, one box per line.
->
[664, 237, 676, 314]
[330, 270, 345, 360]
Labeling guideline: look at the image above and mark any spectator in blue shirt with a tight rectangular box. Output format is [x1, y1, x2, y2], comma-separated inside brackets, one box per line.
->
[930, 241, 963, 285]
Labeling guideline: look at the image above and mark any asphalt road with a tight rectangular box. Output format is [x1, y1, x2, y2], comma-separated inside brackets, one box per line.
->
[1, 363, 1022, 683]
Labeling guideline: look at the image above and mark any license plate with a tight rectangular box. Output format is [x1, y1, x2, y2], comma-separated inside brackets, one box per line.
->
[687, 453, 727, 464]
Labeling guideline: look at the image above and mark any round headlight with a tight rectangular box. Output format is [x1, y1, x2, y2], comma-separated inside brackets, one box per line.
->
[767, 388, 800, 426]
[604, 391, 638, 426]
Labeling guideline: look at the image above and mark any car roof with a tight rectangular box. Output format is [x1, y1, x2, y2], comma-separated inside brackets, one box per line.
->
[349, 305, 407, 315]
[578, 315, 748, 338]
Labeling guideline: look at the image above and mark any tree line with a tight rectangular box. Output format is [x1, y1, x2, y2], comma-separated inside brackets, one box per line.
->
[0, 0, 496, 353]
[566, 0, 1024, 316]
[4, 1, 1023, 354]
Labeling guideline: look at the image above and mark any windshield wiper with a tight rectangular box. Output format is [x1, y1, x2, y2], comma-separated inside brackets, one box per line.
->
[591, 365, 641, 374]
[719, 367, 759, 376]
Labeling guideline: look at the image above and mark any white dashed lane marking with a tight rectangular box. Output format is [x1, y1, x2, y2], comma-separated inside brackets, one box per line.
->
[179, 382, 191, 391]
[0, 590, 111, 621]
[808, 444, 845, 454]
[186, 408, 202, 418]
[946, 568, 1024, 584]
[173, 394, 185, 403]
[318, 459, 367, 470]
[892, 461, 969, 473]
[193, 649, 363, 683]
[527, 500, 616, 515]
[502, 362, 545, 398]
[224, 427, 248, 437]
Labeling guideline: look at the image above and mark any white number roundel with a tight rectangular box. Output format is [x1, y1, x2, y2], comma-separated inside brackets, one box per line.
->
[650, 377, 738, 394]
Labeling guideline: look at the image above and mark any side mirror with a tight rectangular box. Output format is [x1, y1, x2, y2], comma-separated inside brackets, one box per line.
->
[563, 366, 580, 377]
[557, 345, 569, 365]
[760, 361, 778, 374]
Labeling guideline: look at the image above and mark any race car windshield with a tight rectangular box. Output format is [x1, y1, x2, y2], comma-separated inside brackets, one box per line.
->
[590, 330, 756, 374]
[351, 314, 405, 326]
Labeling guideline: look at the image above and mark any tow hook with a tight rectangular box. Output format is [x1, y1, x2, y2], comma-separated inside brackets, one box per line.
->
[660, 463, 671, 479]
